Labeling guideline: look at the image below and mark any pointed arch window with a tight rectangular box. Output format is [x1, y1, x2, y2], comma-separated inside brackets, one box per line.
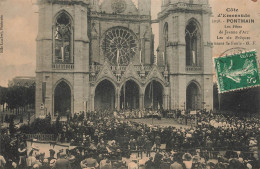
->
[54, 12, 73, 64]
[163, 22, 168, 65]
[185, 21, 201, 66]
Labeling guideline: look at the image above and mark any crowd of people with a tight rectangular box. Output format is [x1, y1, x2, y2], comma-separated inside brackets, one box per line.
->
[0, 109, 260, 169]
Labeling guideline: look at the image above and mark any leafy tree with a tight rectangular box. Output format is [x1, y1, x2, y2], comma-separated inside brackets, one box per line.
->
[4, 85, 35, 113]
[9, 115, 15, 136]
[214, 84, 260, 115]
[213, 83, 219, 110]
[27, 84, 35, 107]
[0, 86, 7, 112]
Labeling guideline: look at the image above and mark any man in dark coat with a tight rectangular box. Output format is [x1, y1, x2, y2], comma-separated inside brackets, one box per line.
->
[52, 153, 72, 169]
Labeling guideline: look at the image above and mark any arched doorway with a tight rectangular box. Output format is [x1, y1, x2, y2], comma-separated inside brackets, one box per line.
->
[120, 80, 139, 110]
[95, 80, 115, 110]
[54, 81, 71, 116]
[144, 80, 164, 110]
[186, 82, 201, 110]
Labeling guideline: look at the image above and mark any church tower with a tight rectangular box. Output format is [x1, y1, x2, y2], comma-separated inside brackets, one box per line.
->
[158, 0, 213, 111]
[35, 0, 90, 118]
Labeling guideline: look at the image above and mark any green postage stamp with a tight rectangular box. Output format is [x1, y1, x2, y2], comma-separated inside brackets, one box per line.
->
[214, 51, 260, 93]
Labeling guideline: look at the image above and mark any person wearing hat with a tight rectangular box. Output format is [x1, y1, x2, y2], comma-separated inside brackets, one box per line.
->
[27, 150, 36, 169]
[145, 157, 154, 169]
[32, 164, 40, 169]
[80, 151, 99, 169]
[137, 134, 145, 158]
[18, 142, 27, 168]
[41, 158, 50, 169]
[99, 158, 112, 169]
[154, 152, 163, 169]
[49, 159, 56, 168]
[128, 160, 138, 169]
[31, 153, 42, 169]
[116, 160, 127, 169]
[138, 158, 146, 169]
[0, 152, 6, 169]
[52, 153, 71, 169]
[170, 153, 183, 169]
[182, 153, 192, 169]
[155, 135, 161, 152]
[48, 149, 56, 164]
[191, 155, 203, 169]
[66, 149, 76, 169]
[145, 138, 153, 157]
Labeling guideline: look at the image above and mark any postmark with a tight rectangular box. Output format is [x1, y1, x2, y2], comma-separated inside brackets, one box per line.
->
[214, 50, 260, 93]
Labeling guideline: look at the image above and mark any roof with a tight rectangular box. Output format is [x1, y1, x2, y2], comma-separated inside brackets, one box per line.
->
[8, 76, 36, 87]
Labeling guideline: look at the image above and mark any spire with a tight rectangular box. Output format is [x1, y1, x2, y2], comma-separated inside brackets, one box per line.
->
[91, 0, 100, 12]
[138, 0, 151, 15]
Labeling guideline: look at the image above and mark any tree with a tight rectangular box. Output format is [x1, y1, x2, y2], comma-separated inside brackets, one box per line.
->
[215, 85, 260, 115]
[27, 84, 35, 108]
[0, 86, 7, 112]
[9, 115, 15, 136]
[213, 83, 219, 110]
[5, 85, 35, 114]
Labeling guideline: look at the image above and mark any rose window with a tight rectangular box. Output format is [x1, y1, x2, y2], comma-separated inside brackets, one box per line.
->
[101, 27, 138, 65]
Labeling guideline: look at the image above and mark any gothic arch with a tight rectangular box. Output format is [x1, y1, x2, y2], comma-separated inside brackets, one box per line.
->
[163, 22, 169, 42]
[53, 79, 73, 116]
[144, 78, 166, 93]
[186, 80, 201, 92]
[120, 79, 140, 109]
[119, 77, 142, 93]
[53, 10, 74, 64]
[163, 22, 168, 64]
[186, 80, 202, 110]
[53, 78, 73, 93]
[93, 77, 117, 93]
[144, 79, 164, 110]
[185, 18, 202, 67]
[53, 10, 74, 25]
[186, 18, 201, 32]
[94, 79, 116, 110]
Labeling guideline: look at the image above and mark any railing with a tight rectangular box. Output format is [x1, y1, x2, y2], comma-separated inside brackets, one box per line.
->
[90, 11, 151, 20]
[26, 134, 56, 141]
[52, 64, 74, 70]
[186, 66, 202, 72]
[91, 65, 165, 74]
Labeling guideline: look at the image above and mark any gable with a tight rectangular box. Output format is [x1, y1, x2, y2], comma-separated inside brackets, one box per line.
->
[100, 0, 138, 15]
[95, 61, 117, 84]
[145, 65, 167, 85]
[120, 62, 142, 83]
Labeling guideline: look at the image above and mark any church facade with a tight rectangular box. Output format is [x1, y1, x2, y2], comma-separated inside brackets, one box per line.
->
[35, 0, 213, 117]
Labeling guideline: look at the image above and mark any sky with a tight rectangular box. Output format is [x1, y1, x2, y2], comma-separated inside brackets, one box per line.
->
[0, 0, 259, 87]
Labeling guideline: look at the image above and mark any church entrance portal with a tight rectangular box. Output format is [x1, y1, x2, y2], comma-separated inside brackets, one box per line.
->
[186, 82, 201, 110]
[144, 80, 163, 110]
[120, 80, 139, 110]
[54, 81, 71, 116]
[94, 80, 115, 111]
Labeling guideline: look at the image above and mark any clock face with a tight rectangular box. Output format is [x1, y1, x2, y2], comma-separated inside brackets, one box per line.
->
[111, 0, 127, 13]
[101, 27, 138, 66]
